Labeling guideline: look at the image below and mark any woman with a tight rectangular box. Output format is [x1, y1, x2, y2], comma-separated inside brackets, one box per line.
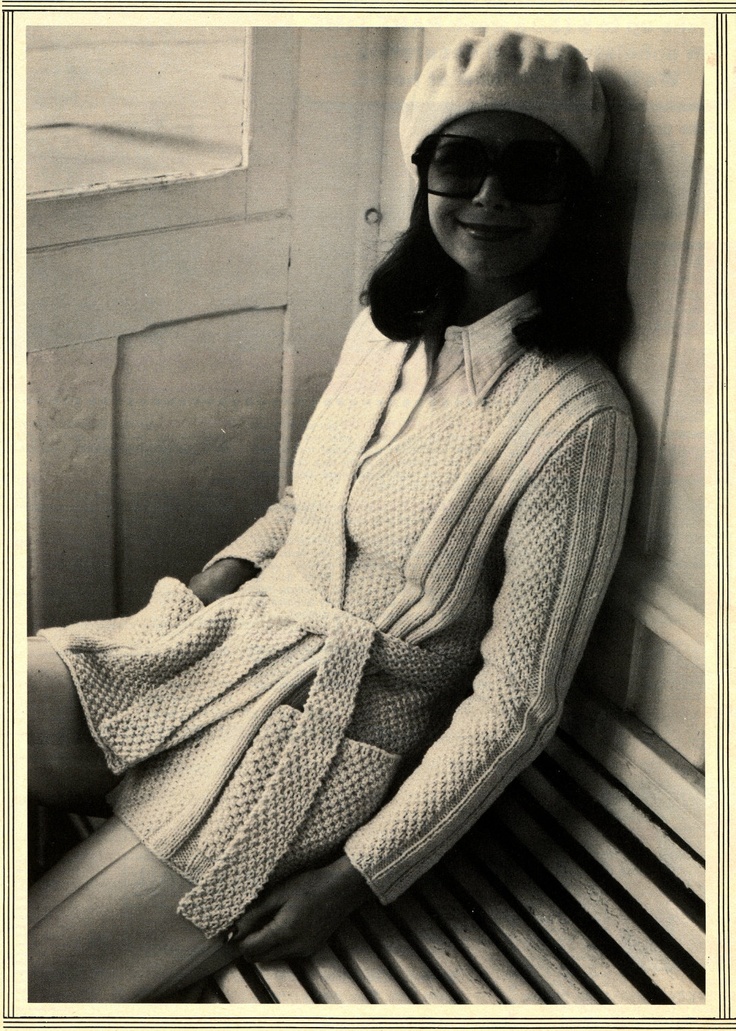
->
[28, 31, 636, 1002]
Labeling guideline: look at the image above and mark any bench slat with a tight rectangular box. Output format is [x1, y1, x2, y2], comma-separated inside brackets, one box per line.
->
[546, 735, 705, 900]
[561, 693, 704, 855]
[418, 872, 544, 1004]
[497, 795, 705, 1003]
[300, 946, 371, 1004]
[253, 960, 314, 1003]
[519, 764, 705, 966]
[359, 905, 456, 1003]
[448, 854, 599, 1003]
[332, 922, 413, 1004]
[392, 893, 501, 1003]
[214, 964, 262, 1003]
[471, 836, 650, 1004]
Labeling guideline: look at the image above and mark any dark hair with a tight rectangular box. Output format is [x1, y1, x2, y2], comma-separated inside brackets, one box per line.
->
[362, 145, 631, 367]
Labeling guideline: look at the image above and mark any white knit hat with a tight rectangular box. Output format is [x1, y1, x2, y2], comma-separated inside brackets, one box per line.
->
[400, 31, 609, 174]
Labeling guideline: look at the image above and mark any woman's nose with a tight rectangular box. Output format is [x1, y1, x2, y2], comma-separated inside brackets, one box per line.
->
[472, 173, 509, 207]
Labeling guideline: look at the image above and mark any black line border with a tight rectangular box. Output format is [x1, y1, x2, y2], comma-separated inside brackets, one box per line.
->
[2, 4, 729, 1025]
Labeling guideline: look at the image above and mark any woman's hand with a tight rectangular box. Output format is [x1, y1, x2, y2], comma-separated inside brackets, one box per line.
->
[227, 856, 374, 963]
[188, 558, 258, 606]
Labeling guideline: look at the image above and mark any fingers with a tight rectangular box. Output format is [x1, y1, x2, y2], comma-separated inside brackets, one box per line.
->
[237, 908, 316, 964]
[237, 914, 294, 963]
[230, 893, 317, 963]
[225, 868, 346, 963]
[228, 892, 281, 943]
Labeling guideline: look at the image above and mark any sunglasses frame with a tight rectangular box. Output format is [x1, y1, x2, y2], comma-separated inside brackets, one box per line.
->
[412, 132, 575, 206]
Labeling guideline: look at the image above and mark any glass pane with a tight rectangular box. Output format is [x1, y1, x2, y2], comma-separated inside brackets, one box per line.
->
[27, 26, 248, 195]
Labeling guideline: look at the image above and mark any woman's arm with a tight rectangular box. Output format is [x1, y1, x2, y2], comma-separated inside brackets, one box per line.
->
[202, 486, 297, 571]
[188, 557, 259, 605]
[343, 405, 636, 903]
[188, 487, 297, 603]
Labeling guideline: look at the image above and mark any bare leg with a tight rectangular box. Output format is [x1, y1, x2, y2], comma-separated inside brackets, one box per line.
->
[27, 640, 237, 1001]
[28, 816, 238, 1002]
[27, 638, 119, 812]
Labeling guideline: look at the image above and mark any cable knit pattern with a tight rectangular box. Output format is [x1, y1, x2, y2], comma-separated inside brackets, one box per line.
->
[40, 305, 636, 936]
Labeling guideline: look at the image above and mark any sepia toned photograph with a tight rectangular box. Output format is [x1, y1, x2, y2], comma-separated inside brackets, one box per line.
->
[12, 13, 713, 1013]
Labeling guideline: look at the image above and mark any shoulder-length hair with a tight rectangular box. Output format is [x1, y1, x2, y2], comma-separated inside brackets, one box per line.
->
[362, 148, 632, 367]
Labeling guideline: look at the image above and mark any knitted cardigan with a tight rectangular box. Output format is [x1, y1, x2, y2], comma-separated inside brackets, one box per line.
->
[41, 306, 636, 938]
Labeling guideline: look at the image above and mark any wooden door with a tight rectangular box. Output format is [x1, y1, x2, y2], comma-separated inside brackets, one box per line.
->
[27, 26, 387, 626]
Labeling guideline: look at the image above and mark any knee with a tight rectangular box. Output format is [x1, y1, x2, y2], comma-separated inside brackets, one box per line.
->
[26, 640, 118, 811]
[27, 638, 74, 699]
[27, 639, 74, 736]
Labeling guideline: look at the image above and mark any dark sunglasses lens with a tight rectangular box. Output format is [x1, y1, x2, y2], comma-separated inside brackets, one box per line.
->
[502, 141, 568, 203]
[426, 138, 486, 198]
[423, 136, 569, 204]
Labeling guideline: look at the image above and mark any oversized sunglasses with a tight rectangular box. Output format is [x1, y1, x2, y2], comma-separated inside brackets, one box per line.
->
[412, 133, 574, 205]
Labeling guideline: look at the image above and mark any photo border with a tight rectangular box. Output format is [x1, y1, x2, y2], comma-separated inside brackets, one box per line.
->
[3, 2, 728, 1023]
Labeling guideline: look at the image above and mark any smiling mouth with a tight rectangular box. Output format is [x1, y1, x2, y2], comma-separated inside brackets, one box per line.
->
[457, 221, 525, 241]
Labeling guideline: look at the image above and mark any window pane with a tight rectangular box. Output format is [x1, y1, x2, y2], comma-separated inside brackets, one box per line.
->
[27, 26, 249, 195]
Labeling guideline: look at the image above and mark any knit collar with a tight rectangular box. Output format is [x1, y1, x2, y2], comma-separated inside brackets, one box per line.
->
[443, 291, 539, 403]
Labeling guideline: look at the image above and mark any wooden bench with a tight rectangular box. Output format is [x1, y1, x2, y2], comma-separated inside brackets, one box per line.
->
[47, 687, 704, 1005]
[201, 689, 705, 1005]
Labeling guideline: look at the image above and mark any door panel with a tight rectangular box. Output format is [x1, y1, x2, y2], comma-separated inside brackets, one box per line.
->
[284, 27, 387, 453]
[244, 28, 299, 217]
[116, 309, 284, 614]
[27, 169, 250, 250]
[27, 217, 290, 352]
[28, 340, 118, 626]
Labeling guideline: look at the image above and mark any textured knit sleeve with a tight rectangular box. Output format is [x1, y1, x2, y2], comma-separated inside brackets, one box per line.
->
[344, 405, 636, 902]
[203, 487, 297, 570]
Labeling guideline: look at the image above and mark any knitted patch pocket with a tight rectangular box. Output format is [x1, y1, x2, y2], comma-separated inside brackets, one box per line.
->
[180, 704, 403, 884]
[270, 705, 404, 879]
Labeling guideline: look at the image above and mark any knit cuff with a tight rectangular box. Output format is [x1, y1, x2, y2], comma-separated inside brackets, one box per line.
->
[342, 843, 399, 906]
[204, 488, 296, 571]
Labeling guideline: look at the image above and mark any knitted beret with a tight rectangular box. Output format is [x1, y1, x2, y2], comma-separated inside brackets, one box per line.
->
[400, 31, 609, 173]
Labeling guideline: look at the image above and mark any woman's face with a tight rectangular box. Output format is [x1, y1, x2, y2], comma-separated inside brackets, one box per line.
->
[426, 111, 569, 299]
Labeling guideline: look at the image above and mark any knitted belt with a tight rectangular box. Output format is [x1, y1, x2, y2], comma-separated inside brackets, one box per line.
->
[177, 559, 453, 937]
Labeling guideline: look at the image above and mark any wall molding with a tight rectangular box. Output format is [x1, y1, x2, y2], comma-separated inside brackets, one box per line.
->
[608, 550, 705, 672]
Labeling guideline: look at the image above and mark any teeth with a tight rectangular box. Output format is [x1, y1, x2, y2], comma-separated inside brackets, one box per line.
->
[461, 223, 520, 239]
